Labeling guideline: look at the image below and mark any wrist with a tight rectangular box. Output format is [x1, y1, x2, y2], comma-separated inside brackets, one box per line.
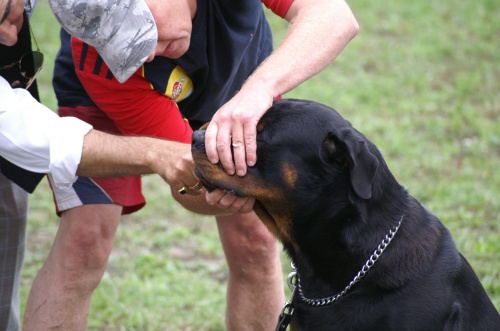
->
[242, 72, 280, 101]
[143, 137, 162, 174]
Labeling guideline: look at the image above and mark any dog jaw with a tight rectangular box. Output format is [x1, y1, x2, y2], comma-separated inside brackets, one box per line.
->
[192, 149, 298, 249]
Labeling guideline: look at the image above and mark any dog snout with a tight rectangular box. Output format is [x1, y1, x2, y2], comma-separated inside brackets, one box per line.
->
[192, 130, 206, 151]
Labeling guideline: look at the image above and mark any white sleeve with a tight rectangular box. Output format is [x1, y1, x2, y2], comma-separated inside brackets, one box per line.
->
[0, 77, 92, 188]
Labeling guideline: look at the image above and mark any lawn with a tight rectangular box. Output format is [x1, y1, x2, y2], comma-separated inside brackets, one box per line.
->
[23, 0, 499, 329]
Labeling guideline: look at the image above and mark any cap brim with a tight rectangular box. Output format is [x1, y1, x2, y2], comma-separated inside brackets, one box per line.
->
[49, 0, 158, 83]
[96, 36, 156, 83]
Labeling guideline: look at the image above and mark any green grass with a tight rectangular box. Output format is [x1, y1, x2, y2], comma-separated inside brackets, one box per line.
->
[23, 0, 500, 329]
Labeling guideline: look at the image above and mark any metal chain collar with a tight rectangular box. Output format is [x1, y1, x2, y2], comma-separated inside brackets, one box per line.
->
[291, 215, 404, 307]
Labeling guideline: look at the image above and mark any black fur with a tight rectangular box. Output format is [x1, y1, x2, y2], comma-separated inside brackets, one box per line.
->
[192, 99, 500, 330]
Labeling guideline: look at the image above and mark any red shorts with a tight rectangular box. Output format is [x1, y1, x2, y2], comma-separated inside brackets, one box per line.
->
[50, 105, 191, 215]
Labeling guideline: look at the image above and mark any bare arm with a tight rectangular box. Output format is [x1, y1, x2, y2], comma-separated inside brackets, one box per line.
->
[76, 130, 159, 178]
[254, 0, 359, 98]
[77, 129, 241, 216]
[205, 0, 359, 176]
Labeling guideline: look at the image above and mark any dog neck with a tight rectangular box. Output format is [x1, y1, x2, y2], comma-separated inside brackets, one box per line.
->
[291, 215, 404, 306]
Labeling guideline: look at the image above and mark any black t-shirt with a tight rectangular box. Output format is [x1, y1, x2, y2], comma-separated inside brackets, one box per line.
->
[54, 0, 274, 129]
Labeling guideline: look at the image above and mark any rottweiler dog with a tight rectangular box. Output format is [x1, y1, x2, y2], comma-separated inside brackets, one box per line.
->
[191, 99, 500, 330]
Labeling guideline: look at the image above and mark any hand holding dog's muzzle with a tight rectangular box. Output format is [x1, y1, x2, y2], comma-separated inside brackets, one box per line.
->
[205, 189, 255, 214]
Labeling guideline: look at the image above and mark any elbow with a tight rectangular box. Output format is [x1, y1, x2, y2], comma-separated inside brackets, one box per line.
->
[351, 20, 360, 39]
[345, 13, 360, 41]
[334, 0, 360, 42]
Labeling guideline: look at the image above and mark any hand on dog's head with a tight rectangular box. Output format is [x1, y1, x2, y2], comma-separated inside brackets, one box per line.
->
[191, 99, 395, 245]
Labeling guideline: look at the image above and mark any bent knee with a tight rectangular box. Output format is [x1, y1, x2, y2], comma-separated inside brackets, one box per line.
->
[58, 206, 121, 272]
[66, 229, 114, 269]
[217, 213, 280, 267]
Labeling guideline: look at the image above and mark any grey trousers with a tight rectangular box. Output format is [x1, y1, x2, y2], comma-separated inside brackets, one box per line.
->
[0, 172, 28, 331]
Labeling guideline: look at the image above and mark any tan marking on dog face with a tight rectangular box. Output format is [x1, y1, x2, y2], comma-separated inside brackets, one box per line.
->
[198, 122, 210, 130]
[193, 150, 275, 198]
[282, 162, 298, 189]
[254, 202, 298, 252]
[193, 148, 299, 251]
[256, 121, 266, 132]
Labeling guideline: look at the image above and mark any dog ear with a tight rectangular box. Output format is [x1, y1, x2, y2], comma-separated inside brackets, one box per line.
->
[323, 128, 379, 199]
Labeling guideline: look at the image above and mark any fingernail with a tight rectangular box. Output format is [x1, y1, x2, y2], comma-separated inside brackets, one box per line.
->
[210, 158, 218, 164]
[228, 169, 235, 175]
[248, 160, 255, 166]
[237, 170, 245, 176]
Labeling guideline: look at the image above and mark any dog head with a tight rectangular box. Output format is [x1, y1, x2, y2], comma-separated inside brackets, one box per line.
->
[192, 99, 391, 251]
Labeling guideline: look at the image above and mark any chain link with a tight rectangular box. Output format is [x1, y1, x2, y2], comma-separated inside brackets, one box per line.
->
[296, 216, 404, 307]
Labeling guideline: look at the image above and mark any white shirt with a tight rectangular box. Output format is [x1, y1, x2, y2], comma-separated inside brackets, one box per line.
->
[0, 76, 92, 188]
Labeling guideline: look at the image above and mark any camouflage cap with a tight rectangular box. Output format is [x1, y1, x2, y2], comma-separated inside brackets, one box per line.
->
[49, 0, 158, 83]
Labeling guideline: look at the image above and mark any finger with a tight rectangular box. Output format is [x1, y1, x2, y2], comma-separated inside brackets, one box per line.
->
[206, 189, 226, 206]
[225, 196, 255, 214]
[231, 127, 247, 177]
[216, 126, 235, 175]
[205, 122, 220, 165]
[177, 183, 200, 196]
[188, 181, 202, 191]
[244, 123, 257, 168]
[185, 189, 202, 196]
[238, 197, 256, 214]
[185, 182, 203, 196]
[177, 170, 201, 196]
[216, 193, 238, 210]
[177, 185, 188, 195]
[222, 195, 247, 212]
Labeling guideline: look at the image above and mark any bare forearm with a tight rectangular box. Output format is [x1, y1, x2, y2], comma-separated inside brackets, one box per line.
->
[76, 129, 157, 177]
[77, 129, 231, 215]
[245, 0, 359, 98]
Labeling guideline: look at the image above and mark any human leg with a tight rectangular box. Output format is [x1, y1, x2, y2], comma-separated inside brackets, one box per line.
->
[23, 204, 122, 330]
[0, 172, 28, 331]
[216, 212, 284, 331]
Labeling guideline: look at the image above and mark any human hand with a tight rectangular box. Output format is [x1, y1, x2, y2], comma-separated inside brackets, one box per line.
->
[205, 189, 255, 214]
[205, 88, 273, 176]
[153, 141, 202, 196]
[153, 140, 254, 215]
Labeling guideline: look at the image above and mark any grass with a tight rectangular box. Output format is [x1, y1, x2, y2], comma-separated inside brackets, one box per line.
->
[23, 0, 500, 329]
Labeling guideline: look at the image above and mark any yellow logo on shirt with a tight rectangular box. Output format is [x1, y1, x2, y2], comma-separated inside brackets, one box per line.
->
[166, 66, 193, 102]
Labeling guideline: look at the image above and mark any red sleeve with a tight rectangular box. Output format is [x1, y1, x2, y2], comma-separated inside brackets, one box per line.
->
[261, 0, 294, 18]
[71, 37, 193, 144]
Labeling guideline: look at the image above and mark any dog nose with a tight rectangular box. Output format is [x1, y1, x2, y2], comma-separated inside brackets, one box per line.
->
[192, 130, 206, 150]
